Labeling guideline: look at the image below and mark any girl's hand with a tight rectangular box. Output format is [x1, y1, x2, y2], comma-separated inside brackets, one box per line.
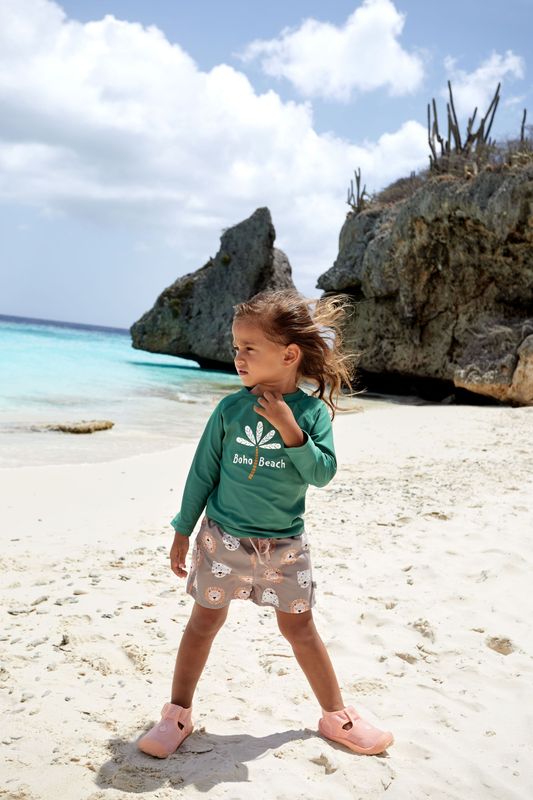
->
[253, 389, 305, 447]
[170, 531, 189, 578]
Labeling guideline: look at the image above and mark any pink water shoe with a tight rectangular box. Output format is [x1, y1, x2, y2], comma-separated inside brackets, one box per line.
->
[318, 704, 394, 755]
[137, 701, 193, 758]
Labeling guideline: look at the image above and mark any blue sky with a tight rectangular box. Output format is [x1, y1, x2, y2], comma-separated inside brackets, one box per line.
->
[1, 0, 531, 327]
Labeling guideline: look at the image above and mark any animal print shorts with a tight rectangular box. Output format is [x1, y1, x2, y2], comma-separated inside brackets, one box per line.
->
[185, 515, 317, 614]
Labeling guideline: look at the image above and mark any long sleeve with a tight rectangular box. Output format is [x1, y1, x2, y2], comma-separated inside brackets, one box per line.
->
[170, 401, 225, 536]
[283, 401, 337, 487]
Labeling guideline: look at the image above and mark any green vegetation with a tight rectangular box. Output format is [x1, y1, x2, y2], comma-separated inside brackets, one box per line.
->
[346, 82, 533, 213]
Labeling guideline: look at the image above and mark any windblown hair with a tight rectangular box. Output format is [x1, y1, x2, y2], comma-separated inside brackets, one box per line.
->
[232, 288, 363, 419]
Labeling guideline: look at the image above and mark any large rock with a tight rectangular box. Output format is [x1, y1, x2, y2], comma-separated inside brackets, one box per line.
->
[130, 207, 295, 369]
[317, 165, 533, 405]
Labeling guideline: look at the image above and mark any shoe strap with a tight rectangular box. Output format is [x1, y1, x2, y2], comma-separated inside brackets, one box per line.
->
[343, 705, 361, 725]
[161, 702, 190, 722]
[322, 705, 360, 725]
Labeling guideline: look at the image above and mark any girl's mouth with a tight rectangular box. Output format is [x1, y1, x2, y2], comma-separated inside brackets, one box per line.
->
[238, 369, 248, 374]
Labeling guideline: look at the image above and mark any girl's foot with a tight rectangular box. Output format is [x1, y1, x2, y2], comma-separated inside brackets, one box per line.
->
[318, 705, 394, 755]
[137, 702, 194, 758]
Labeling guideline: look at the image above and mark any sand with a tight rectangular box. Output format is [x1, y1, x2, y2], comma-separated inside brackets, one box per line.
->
[1, 397, 532, 800]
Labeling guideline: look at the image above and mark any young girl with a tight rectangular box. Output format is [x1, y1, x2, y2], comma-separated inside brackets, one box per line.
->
[137, 289, 394, 758]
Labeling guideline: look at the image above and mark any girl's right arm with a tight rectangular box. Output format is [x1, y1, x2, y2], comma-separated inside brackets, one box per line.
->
[169, 400, 225, 537]
[170, 532, 190, 579]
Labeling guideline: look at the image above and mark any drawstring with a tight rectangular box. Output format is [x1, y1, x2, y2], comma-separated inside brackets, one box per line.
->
[249, 537, 272, 565]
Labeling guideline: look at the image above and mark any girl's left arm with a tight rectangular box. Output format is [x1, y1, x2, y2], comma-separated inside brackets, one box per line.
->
[283, 402, 337, 487]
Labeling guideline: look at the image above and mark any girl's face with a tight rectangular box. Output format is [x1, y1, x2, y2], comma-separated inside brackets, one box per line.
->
[231, 319, 300, 387]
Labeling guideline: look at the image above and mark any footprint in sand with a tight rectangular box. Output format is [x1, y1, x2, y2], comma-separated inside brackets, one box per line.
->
[82, 655, 113, 675]
[101, 762, 158, 792]
[122, 642, 151, 673]
[422, 511, 451, 521]
[486, 635, 514, 655]
[408, 618, 436, 642]
[310, 752, 338, 774]
[395, 652, 418, 664]
[349, 678, 388, 693]
[0, 784, 41, 799]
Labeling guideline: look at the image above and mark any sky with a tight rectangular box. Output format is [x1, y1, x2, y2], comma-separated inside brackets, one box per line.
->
[0, 0, 531, 328]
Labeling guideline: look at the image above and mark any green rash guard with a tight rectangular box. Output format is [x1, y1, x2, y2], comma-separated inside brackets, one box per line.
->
[170, 385, 337, 539]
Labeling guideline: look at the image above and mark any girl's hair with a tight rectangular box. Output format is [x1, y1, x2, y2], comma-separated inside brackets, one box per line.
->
[232, 288, 363, 419]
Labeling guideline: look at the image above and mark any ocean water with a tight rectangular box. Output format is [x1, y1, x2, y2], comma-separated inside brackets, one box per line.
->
[0, 314, 242, 467]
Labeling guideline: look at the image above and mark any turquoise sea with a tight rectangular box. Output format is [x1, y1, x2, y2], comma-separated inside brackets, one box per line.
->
[0, 314, 242, 467]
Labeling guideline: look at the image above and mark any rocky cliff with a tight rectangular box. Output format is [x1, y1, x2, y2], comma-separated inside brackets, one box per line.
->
[130, 207, 295, 369]
[317, 165, 533, 405]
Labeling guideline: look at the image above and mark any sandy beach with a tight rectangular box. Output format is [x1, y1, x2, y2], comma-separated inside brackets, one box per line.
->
[1, 396, 532, 800]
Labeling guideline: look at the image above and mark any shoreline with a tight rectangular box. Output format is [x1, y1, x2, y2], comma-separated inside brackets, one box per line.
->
[0, 389, 458, 471]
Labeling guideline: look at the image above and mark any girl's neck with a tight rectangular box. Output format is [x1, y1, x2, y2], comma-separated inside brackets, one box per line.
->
[248, 381, 299, 396]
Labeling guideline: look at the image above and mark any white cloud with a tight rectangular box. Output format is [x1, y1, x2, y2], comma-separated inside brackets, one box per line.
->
[442, 51, 525, 119]
[0, 0, 429, 292]
[503, 95, 526, 108]
[236, 0, 425, 102]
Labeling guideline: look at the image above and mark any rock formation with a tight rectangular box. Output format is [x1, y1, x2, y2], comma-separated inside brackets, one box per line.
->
[30, 420, 114, 433]
[317, 165, 533, 405]
[130, 207, 295, 369]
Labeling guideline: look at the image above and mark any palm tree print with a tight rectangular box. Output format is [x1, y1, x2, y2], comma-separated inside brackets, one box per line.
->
[236, 421, 281, 479]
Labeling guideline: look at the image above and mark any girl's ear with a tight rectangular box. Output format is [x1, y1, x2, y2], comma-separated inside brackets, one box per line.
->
[284, 344, 301, 365]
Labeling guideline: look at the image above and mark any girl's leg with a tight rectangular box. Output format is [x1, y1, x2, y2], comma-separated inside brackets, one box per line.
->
[171, 601, 229, 708]
[275, 608, 353, 730]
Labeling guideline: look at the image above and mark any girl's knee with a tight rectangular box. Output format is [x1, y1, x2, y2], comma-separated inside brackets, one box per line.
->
[276, 609, 316, 643]
[188, 602, 229, 636]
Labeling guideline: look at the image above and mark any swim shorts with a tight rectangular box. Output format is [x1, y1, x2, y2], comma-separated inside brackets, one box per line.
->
[185, 515, 317, 614]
